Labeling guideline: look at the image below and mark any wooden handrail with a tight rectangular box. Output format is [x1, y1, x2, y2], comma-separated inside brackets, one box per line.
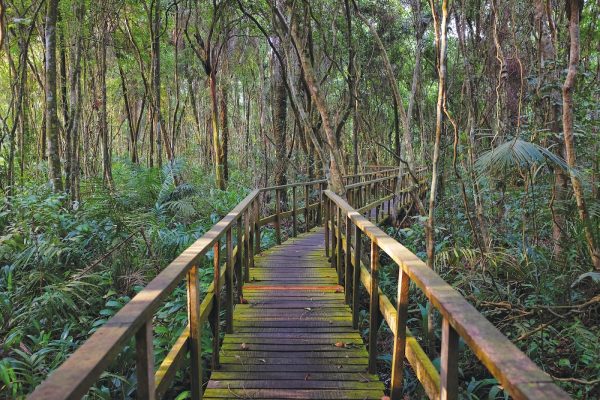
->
[28, 170, 415, 400]
[28, 190, 260, 400]
[323, 190, 571, 400]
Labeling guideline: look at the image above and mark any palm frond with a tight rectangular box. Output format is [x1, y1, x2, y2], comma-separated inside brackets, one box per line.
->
[475, 138, 571, 180]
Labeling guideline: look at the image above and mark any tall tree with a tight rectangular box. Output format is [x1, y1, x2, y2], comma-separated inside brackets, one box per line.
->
[45, 0, 63, 192]
[562, 0, 600, 270]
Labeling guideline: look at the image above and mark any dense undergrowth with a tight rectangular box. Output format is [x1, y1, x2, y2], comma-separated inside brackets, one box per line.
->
[0, 159, 254, 399]
[1, 160, 599, 399]
[366, 177, 600, 399]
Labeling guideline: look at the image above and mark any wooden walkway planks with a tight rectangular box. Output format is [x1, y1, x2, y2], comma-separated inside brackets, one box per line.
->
[204, 228, 385, 400]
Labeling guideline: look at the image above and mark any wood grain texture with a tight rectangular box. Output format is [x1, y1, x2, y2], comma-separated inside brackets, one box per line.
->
[204, 229, 385, 400]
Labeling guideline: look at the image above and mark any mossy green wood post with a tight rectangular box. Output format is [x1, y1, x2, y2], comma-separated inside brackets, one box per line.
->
[336, 206, 343, 285]
[236, 218, 243, 302]
[187, 265, 202, 400]
[292, 186, 297, 237]
[441, 318, 459, 400]
[390, 268, 410, 399]
[275, 189, 282, 245]
[243, 210, 250, 285]
[352, 225, 362, 329]
[226, 229, 234, 333]
[324, 197, 329, 257]
[344, 214, 352, 304]
[305, 184, 310, 231]
[330, 202, 337, 269]
[135, 321, 155, 400]
[318, 182, 324, 223]
[211, 241, 220, 369]
[352, 225, 361, 329]
[368, 240, 379, 374]
[254, 198, 261, 255]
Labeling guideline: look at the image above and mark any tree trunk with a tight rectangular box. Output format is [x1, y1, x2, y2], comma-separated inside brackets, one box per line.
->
[65, 0, 84, 202]
[562, 0, 600, 270]
[98, 22, 113, 190]
[272, 37, 288, 190]
[426, 0, 449, 355]
[220, 84, 229, 182]
[209, 71, 226, 190]
[286, 10, 346, 195]
[152, 0, 162, 168]
[45, 0, 63, 192]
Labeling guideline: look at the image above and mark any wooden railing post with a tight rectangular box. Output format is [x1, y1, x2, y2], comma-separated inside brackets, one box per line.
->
[187, 265, 202, 400]
[243, 210, 250, 285]
[324, 197, 329, 257]
[305, 184, 310, 231]
[236, 218, 243, 303]
[390, 268, 410, 400]
[135, 321, 155, 400]
[226, 229, 234, 333]
[344, 214, 352, 305]
[254, 199, 261, 255]
[292, 186, 297, 237]
[368, 240, 379, 374]
[318, 182, 324, 223]
[441, 318, 459, 400]
[275, 189, 282, 245]
[330, 203, 337, 269]
[211, 241, 220, 369]
[336, 206, 343, 285]
[352, 225, 361, 329]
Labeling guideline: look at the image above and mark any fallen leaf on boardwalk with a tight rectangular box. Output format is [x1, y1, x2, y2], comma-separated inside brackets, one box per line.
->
[381, 397, 391, 400]
[304, 307, 312, 311]
[240, 343, 250, 351]
[335, 342, 346, 348]
[240, 297, 249, 304]
[304, 374, 311, 381]
[335, 288, 343, 293]
[259, 359, 266, 363]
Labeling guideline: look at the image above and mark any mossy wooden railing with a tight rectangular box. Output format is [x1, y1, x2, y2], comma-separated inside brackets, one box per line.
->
[27, 167, 404, 400]
[324, 190, 571, 400]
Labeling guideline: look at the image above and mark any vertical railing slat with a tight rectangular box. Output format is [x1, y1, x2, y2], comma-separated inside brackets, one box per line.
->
[305, 184, 310, 231]
[368, 240, 379, 374]
[324, 197, 329, 257]
[390, 268, 410, 399]
[187, 265, 202, 400]
[292, 186, 297, 237]
[441, 318, 459, 400]
[344, 214, 352, 305]
[336, 206, 343, 285]
[135, 321, 155, 400]
[352, 225, 361, 329]
[236, 217, 244, 302]
[226, 229, 234, 333]
[274, 189, 282, 244]
[211, 241, 220, 369]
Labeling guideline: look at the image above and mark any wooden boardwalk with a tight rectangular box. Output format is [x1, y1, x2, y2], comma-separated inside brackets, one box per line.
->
[204, 228, 385, 399]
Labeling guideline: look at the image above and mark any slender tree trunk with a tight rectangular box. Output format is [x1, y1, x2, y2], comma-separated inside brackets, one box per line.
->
[220, 84, 229, 182]
[65, 0, 84, 201]
[272, 37, 288, 190]
[426, 0, 449, 355]
[152, 0, 162, 168]
[562, 0, 600, 270]
[209, 71, 226, 190]
[45, 0, 63, 192]
[285, 10, 345, 195]
[98, 23, 113, 190]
